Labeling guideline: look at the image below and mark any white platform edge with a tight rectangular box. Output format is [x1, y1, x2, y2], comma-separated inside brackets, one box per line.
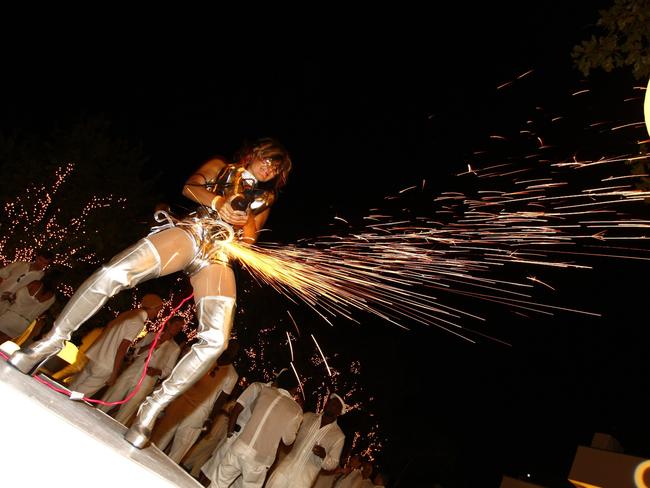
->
[0, 359, 202, 488]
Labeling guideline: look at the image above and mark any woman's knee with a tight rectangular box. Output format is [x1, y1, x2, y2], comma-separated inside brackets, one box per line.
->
[191, 337, 227, 364]
[197, 327, 228, 351]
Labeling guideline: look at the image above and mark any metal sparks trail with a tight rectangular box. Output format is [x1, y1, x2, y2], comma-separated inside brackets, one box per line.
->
[222, 167, 650, 340]
[221, 86, 650, 341]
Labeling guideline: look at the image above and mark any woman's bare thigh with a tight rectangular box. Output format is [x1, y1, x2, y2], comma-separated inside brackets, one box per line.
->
[146, 228, 196, 277]
[190, 263, 237, 300]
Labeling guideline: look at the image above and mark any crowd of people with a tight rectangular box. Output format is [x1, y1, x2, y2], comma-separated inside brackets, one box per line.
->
[0, 250, 57, 345]
[0, 260, 388, 486]
[1, 137, 390, 487]
[97, 327, 388, 487]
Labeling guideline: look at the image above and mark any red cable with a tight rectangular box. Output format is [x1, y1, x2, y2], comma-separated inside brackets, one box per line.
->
[86, 293, 194, 406]
[2, 293, 194, 405]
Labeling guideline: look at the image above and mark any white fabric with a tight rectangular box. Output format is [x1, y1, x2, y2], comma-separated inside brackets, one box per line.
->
[0, 284, 55, 337]
[137, 334, 181, 379]
[313, 470, 339, 488]
[183, 363, 238, 421]
[210, 384, 302, 487]
[202, 427, 240, 482]
[183, 404, 230, 476]
[200, 389, 255, 483]
[234, 384, 303, 467]
[334, 469, 363, 488]
[155, 406, 205, 462]
[114, 375, 158, 424]
[0, 262, 43, 314]
[69, 360, 113, 396]
[265, 412, 345, 488]
[0, 262, 43, 293]
[153, 363, 238, 464]
[69, 309, 147, 396]
[212, 442, 268, 488]
[99, 336, 181, 424]
[84, 309, 147, 370]
[163, 420, 203, 463]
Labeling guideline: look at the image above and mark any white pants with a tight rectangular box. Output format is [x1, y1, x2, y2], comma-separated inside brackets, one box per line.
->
[183, 413, 229, 476]
[155, 407, 206, 463]
[202, 431, 237, 481]
[69, 361, 112, 396]
[212, 441, 269, 488]
[99, 371, 158, 425]
[266, 463, 320, 488]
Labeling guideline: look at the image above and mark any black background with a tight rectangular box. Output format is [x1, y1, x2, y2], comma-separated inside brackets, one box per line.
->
[2, 3, 649, 486]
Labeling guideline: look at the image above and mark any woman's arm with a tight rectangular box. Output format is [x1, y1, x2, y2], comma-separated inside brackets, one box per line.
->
[239, 208, 270, 244]
[182, 158, 228, 208]
[182, 158, 249, 228]
[182, 158, 273, 241]
[227, 402, 244, 436]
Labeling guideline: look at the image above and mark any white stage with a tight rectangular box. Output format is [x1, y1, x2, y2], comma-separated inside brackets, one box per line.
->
[0, 358, 203, 487]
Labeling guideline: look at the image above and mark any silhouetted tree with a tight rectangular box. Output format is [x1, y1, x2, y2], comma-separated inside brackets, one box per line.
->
[572, 0, 650, 80]
[0, 115, 164, 327]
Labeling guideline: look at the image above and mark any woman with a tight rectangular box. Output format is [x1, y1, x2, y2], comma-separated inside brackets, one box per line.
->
[0, 273, 57, 344]
[9, 137, 292, 448]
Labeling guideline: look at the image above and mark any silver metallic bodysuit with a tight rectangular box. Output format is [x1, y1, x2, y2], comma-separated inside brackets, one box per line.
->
[151, 164, 276, 275]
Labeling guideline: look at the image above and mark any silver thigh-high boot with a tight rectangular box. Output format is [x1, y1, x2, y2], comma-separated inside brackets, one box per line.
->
[124, 295, 235, 448]
[9, 239, 161, 374]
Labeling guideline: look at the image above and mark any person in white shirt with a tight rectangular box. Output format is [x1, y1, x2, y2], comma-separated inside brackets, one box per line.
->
[152, 340, 240, 464]
[200, 377, 277, 487]
[198, 395, 249, 488]
[200, 369, 288, 486]
[0, 251, 52, 315]
[183, 395, 238, 478]
[99, 316, 185, 424]
[0, 273, 57, 343]
[212, 369, 303, 488]
[266, 393, 347, 488]
[68, 294, 163, 396]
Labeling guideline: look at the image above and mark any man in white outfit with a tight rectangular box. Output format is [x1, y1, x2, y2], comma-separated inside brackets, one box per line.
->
[200, 372, 284, 487]
[266, 393, 346, 488]
[99, 316, 185, 424]
[68, 294, 163, 396]
[0, 252, 52, 315]
[0, 272, 57, 343]
[212, 369, 303, 488]
[152, 340, 240, 464]
[199, 395, 250, 488]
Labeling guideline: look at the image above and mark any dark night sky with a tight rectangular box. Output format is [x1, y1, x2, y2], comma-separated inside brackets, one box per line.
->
[2, 4, 649, 487]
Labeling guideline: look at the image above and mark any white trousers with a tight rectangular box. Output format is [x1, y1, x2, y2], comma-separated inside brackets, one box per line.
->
[155, 407, 206, 463]
[69, 361, 112, 396]
[183, 413, 229, 476]
[212, 441, 268, 488]
[99, 370, 158, 425]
